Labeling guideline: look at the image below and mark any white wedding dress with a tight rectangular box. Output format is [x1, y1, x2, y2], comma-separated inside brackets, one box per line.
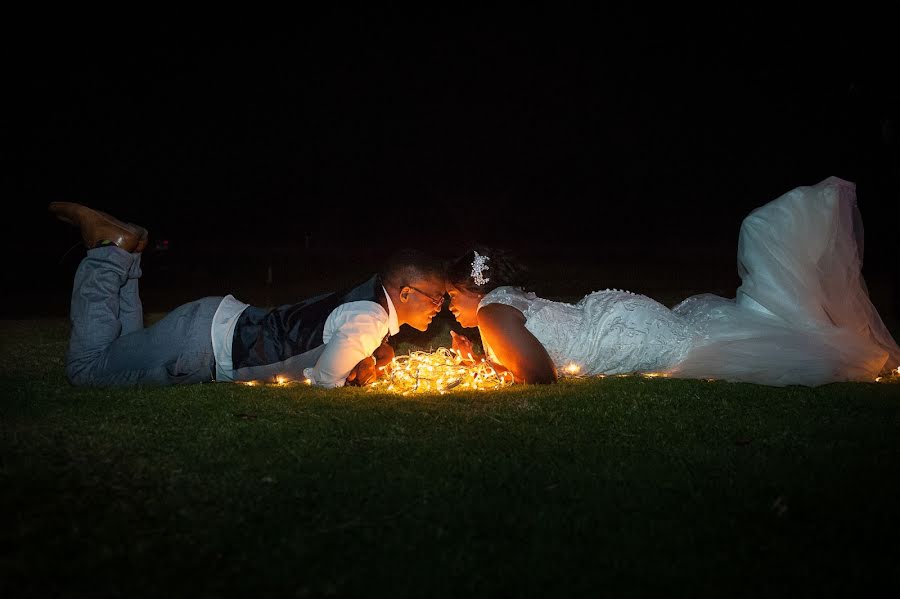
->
[479, 177, 900, 386]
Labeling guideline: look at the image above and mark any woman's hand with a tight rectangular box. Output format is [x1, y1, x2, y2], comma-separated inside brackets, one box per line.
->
[450, 330, 476, 362]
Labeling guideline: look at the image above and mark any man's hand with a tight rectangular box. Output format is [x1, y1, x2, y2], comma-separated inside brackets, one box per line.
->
[345, 341, 395, 387]
[345, 355, 378, 386]
[450, 330, 476, 362]
[373, 341, 395, 369]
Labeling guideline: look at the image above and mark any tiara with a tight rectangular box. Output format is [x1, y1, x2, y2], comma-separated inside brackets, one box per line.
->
[471, 251, 491, 286]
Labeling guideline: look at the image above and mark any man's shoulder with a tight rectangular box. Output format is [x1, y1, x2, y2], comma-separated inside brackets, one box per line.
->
[328, 300, 389, 324]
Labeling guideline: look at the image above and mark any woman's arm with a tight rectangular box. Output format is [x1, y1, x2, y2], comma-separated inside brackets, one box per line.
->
[477, 304, 558, 384]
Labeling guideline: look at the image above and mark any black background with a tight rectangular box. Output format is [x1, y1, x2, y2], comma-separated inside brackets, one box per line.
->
[5, 8, 897, 316]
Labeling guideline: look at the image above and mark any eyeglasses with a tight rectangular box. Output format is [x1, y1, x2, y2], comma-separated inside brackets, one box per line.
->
[404, 285, 445, 307]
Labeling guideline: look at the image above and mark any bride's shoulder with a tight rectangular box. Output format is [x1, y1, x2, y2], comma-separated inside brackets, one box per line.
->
[478, 286, 537, 310]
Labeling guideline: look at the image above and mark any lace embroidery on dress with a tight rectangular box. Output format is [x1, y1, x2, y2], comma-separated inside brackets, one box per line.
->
[478, 286, 694, 376]
[570, 290, 695, 374]
[478, 287, 536, 316]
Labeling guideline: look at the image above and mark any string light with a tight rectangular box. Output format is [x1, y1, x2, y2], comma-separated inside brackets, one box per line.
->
[236, 360, 897, 388]
[877, 366, 900, 383]
[367, 347, 514, 394]
[558, 364, 669, 381]
[563, 363, 581, 375]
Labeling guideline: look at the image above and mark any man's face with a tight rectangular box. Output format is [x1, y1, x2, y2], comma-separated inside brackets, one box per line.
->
[398, 275, 446, 331]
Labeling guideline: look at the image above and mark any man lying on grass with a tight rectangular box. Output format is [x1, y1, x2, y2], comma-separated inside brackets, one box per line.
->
[49, 202, 445, 388]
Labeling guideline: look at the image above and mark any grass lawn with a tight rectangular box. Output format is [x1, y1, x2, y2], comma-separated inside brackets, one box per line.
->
[2, 318, 900, 598]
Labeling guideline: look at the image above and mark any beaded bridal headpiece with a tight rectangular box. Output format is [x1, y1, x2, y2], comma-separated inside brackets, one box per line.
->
[471, 251, 491, 286]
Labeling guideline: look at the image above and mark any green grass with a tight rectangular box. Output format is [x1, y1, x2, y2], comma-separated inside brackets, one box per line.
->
[2, 319, 900, 598]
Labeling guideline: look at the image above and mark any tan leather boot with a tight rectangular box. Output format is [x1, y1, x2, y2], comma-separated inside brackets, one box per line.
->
[49, 202, 146, 253]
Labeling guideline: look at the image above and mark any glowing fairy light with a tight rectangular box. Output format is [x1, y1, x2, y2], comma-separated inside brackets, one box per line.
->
[563, 363, 581, 375]
[641, 372, 669, 378]
[877, 366, 900, 383]
[367, 347, 514, 394]
[275, 376, 288, 385]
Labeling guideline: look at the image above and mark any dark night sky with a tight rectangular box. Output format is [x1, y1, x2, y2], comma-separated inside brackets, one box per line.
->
[4, 9, 898, 313]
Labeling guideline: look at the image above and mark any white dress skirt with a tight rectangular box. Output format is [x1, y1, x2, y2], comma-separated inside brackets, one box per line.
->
[478, 177, 900, 386]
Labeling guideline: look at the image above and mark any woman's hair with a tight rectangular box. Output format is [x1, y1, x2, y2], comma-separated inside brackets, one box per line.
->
[446, 246, 529, 294]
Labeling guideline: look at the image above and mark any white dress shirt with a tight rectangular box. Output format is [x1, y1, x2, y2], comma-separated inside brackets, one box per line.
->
[211, 288, 399, 388]
[302, 291, 399, 388]
[211, 294, 250, 382]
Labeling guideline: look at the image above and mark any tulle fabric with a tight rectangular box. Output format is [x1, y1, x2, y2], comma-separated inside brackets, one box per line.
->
[671, 176, 899, 385]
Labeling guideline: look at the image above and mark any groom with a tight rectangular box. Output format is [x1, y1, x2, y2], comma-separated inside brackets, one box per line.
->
[50, 202, 446, 388]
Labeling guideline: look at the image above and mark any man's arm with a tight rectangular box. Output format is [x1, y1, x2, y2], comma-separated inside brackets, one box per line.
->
[304, 305, 389, 388]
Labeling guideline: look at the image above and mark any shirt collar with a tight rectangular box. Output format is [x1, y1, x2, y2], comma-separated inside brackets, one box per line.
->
[382, 286, 400, 336]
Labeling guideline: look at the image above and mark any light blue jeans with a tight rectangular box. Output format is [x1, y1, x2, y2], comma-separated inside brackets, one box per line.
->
[66, 246, 219, 386]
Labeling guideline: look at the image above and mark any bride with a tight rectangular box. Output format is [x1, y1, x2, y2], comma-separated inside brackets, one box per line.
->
[446, 177, 900, 386]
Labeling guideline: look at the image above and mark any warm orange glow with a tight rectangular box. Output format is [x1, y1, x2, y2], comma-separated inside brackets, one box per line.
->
[367, 348, 513, 394]
[876, 366, 900, 383]
[875, 366, 900, 383]
[563, 363, 581, 375]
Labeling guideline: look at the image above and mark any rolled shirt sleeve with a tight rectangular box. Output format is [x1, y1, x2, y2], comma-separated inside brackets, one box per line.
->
[302, 301, 390, 388]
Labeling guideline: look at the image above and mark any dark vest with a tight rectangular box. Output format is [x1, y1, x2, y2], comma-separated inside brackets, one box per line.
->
[231, 275, 388, 370]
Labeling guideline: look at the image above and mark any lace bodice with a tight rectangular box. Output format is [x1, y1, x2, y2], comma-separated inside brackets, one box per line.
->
[478, 286, 694, 376]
